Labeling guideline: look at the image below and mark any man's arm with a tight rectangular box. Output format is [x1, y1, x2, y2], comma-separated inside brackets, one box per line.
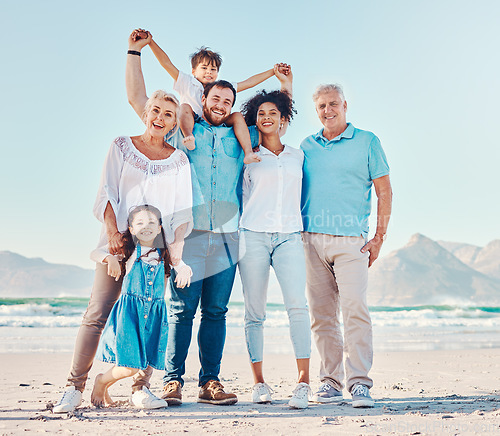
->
[149, 39, 180, 82]
[126, 30, 151, 119]
[361, 175, 393, 267]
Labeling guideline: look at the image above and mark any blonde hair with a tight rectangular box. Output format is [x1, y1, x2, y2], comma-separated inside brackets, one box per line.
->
[142, 90, 180, 121]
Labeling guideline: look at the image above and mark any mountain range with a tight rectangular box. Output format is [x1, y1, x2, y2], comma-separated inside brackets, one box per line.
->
[1, 233, 499, 305]
[0, 251, 94, 298]
[368, 234, 500, 306]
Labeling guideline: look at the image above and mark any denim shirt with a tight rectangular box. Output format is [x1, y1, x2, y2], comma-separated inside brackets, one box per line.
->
[174, 118, 259, 233]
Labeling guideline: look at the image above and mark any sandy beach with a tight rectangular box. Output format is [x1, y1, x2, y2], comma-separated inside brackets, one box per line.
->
[1, 349, 499, 435]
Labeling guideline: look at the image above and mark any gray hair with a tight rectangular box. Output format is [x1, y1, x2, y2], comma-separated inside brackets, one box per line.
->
[312, 84, 345, 103]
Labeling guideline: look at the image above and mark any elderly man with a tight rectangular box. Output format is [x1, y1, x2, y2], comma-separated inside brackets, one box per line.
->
[301, 84, 392, 408]
[126, 31, 292, 406]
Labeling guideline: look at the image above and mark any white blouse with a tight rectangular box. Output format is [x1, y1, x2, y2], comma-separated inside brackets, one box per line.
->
[92, 136, 193, 263]
[240, 145, 304, 233]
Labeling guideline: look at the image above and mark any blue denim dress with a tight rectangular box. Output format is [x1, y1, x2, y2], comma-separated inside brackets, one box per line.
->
[98, 245, 168, 370]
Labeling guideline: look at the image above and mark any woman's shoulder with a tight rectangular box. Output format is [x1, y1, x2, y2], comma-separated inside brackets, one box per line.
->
[169, 148, 190, 166]
[112, 136, 132, 152]
[285, 145, 304, 159]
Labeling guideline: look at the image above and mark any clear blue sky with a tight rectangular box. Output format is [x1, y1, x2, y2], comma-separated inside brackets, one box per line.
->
[1, 0, 499, 268]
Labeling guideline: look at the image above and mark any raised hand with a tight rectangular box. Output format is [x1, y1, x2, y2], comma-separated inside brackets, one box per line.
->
[128, 28, 152, 51]
[274, 63, 293, 95]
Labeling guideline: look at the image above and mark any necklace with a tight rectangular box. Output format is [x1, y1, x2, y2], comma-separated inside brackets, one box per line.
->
[262, 144, 284, 155]
[140, 135, 167, 149]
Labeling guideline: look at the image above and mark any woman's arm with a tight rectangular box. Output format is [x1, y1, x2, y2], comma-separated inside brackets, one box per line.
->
[169, 153, 194, 265]
[126, 29, 151, 119]
[169, 223, 188, 266]
[275, 64, 293, 136]
[103, 202, 124, 255]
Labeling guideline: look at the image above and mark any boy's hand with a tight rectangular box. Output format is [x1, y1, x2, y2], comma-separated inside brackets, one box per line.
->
[276, 63, 290, 76]
[274, 63, 292, 81]
[104, 255, 122, 281]
[174, 265, 193, 288]
[274, 64, 293, 95]
[128, 28, 152, 51]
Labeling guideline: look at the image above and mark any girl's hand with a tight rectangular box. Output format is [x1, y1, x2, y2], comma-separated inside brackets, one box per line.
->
[174, 264, 192, 289]
[108, 231, 124, 256]
[104, 255, 122, 281]
[128, 28, 152, 51]
[168, 240, 185, 266]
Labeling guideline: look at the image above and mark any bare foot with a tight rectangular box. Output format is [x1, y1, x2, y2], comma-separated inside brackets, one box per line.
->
[104, 388, 116, 407]
[182, 135, 196, 150]
[91, 373, 108, 408]
[244, 151, 261, 164]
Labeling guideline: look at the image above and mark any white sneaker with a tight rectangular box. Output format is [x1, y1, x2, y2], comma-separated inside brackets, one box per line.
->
[130, 387, 168, 409]
[53, 386, 82, 413]
[288, 382, 311, 409]
[251, 382, 273, 403]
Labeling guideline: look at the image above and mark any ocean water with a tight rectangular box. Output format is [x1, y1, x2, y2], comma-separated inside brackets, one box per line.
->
[1, 298, 500, 353]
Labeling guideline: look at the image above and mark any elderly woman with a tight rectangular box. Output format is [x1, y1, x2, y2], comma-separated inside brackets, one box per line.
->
[238, 84, 312, 409]
[53, 87, 193, 413]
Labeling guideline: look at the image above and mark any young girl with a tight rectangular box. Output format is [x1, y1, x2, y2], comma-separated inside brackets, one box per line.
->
[90, 204, 192, 409]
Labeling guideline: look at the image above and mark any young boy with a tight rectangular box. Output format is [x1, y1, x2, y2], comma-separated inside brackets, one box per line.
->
[133, 29, 289, 163]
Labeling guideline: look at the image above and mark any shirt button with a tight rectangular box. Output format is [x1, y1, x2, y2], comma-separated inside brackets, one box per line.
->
[150, 267, 154, 272]
[148, 281, 153, 285]
[213, 165, 216, 168]
[213, 182, 216, 185]
[144, 315, 148, 319]
[148, 297, 152, 301]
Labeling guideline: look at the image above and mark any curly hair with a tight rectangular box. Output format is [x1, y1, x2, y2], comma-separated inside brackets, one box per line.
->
[120, 205, 171, 279]
[240, 90, 296, 127]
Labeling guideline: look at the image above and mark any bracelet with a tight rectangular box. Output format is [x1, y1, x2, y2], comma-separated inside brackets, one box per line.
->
[127, 50, 141, 56]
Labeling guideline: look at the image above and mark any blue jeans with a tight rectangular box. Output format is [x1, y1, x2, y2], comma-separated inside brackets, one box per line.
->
[164, 230, 239, 387]
[238, 230, 311, 363]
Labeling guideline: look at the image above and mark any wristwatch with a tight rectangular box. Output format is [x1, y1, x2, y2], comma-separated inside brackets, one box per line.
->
[375, 233, 387, 241]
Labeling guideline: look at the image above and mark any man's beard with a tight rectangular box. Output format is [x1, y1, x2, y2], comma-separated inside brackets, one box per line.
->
[203, 105, 229, 126]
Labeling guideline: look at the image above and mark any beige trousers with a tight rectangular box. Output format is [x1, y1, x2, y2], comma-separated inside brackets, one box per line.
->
[303, 233, 373, 392]
[66, 263, 152, 391]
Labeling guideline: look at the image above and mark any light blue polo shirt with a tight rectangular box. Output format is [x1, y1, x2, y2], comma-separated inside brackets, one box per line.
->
[300, 123, 389, 237]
